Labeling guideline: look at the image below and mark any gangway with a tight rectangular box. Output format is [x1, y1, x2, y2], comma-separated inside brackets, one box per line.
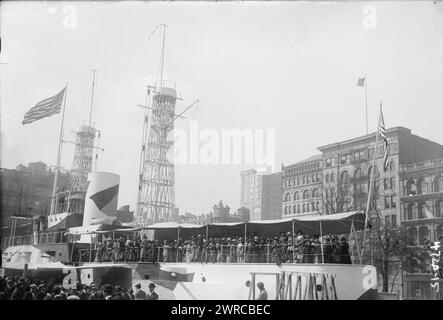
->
[248, 271, 338, 300]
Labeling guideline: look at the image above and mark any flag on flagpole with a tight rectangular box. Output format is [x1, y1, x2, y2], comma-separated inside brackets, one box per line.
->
[378, 104, 389, 171]
[357, 77, 365, 87]
[22, 87, 66, 125]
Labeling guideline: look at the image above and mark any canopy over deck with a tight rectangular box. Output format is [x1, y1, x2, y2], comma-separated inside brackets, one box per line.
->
[64, 211, 367, 240]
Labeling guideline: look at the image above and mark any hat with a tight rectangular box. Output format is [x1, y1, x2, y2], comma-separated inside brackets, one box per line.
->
[38, 284, 46, 289]
[135, 283, 141, 289]
[90, 284, 98, 290]
[148, 283, 156, 288]
[67, 295, 80, 300]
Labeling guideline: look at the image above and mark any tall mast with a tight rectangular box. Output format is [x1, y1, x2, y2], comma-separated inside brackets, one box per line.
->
[160, 24, 167, 87]
[89, 69, 97, 126]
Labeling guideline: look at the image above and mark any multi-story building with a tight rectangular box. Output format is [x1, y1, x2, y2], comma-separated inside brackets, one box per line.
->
[316, 127, 443, 229]
[240, 168, 282, 220]
[399, 158, 443, 244]
[0, 161, 70, 235]
[281, 155, 323, 217]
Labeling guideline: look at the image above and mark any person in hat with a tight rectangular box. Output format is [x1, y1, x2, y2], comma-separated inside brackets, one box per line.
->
[112, 285, 125, 300]
[146, 283, 159, 300]
[23, 284, 36, 300]
[256, 282, 268, 300]
[134, 283, 147, 300]
[339, 237, 352, 264]
[237, 238, 245, 263]
[88, 283, 103, 300]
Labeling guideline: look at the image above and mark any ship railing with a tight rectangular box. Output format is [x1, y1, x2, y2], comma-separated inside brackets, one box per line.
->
[1, 231, 67, 248]
[78, 244, 353, 265]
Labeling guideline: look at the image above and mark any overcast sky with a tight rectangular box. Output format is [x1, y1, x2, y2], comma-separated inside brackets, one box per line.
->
[1, 1, 443, 215]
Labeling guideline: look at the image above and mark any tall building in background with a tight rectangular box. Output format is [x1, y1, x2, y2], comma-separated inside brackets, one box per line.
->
[281, 126, 443, 234]
[281, 155, 323, 217]
[0, 161, 70, 235]
[240, 168, 282, 220]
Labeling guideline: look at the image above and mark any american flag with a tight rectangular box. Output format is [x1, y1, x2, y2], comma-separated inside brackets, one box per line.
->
[22, 87, 66, 125]
[379, 105, 389, 171]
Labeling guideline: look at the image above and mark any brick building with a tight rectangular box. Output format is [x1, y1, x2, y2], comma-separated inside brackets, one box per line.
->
[281, 155, 322, 217]
[0, 161, 70, 235]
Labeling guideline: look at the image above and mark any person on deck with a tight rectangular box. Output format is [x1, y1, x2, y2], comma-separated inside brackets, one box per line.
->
[339, 237, 352, 264]
[146, 283, 159, 300]
[256, 282, 268, 300]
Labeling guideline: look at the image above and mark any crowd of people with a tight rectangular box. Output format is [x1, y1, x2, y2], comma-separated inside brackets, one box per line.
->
[0, 276, 159, 300]
[90, 230, 352, 265]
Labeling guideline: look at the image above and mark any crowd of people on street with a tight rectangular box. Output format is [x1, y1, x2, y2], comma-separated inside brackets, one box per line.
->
[0, 276, 159, 300]
[90, 230, 352, 265]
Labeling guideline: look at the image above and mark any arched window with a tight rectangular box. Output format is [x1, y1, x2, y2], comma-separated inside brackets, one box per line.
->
[297, 177, 300, 186]
[293, 205, 297, 213]
[407, 227, 418, 245]
[312, 188, 319, 198]
[284, 193, 291, 202]
[294, 191, 299, 201]
[303, 176, 306, 184]
[303, 190, 309, 200]
[436, 225, 442, 240]
[418, 226, 429, 245]
[435, 200, 443, 218]
[302, 204, 306, 212]
[354, 167, 364, 179]
[316, 174, 320, 182]
[307, 175, 311, 184]
[288, 206, 292, 214]
[406, 179, 417, 196]
[417, 177, 427, 194]
[307, 203, 311, 212]
[316, 201, 320, 210]
[434, 175, 443, 192]
[284, 206, 288, 215]
[417, 203, 427, 219]
[407, 203, 417, 220]
[340, 171, 350, 185]
[297, 204, 300, 213]
[330, 172, 335, 182]
[325, 174, 329, 183]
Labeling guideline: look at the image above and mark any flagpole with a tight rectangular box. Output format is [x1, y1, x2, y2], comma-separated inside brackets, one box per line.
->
[361, 101, 382, 263]
[364, 75, 368, 135]
[50, 83, 69, 216]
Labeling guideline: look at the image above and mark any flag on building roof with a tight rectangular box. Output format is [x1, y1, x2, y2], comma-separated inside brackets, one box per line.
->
[357, 77, 365, 87]
[22, 87, 66, 125]
[379, 103, 389, 171]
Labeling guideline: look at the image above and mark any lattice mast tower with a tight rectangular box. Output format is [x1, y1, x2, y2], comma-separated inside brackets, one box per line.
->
[136, 24, 178, 225]
[69, 70, 102, 192]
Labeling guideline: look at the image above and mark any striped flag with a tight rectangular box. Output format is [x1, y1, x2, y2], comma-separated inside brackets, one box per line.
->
[22, 87, 66, 125]
[379, 104, 389, 171]
[357, 77, 365, 87]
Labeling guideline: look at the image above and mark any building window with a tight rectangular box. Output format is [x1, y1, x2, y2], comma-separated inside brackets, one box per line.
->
[417, 177, 427, 194]
[312, 188, 319, 198]
[368, 148, 374, 159]
[407, 203, 417, 220]
[434, 175, 443, 192]
[297, 177, 300, 185]
[418, 203, 426, 219]
[406, 179, 417, 196]
[407, 227, 418, 245]
[307, 203, 311, 212]
[288, 206, 292, 214]
[385, 215, 390, 228]
[391, 196, 396, 208]
[285, 193, 291, 202]
[340, 155, 346, 165]
[384, 178, 389, 190]
[303, 176, 306, 184]
[294, 191, 299, 201]
[418, 226, 429, 245]
[297, 204, 300, 213]
[316, 174, 320, 182]
[391, 215, 397, 228]
[384, 196, 390, 209]
[330, 172, 335, 182]
[436, 201, 443, 217]
[293, 205, 297, 213]
[389, 160, 395, 172]
[302, 204, 306, 212]
[303, 190, 309, 200]
[325, 174, 329, 183]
